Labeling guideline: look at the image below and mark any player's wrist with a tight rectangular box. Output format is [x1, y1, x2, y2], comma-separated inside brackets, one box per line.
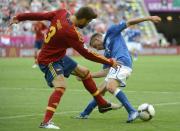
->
[109, 58, 114, 66]
[147, 16, 152, 21]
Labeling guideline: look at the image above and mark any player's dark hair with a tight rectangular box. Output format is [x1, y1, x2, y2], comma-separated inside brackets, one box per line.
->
[89, 33, 102, 46]
[75, 6, 97, 20]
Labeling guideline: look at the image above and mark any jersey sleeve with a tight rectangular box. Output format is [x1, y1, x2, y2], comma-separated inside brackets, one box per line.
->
[109, 20, 127, 33]
[16, 10, 59, 21]
[66, 28, 114, 66]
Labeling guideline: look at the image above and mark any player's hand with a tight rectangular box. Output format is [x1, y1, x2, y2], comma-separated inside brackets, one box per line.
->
[150, 16, 161, 23]
[9, 16, 19, 26]
[110, 59, 121, 69]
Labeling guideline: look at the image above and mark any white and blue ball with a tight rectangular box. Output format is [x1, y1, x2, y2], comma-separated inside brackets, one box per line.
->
[138, 103, 155, 121]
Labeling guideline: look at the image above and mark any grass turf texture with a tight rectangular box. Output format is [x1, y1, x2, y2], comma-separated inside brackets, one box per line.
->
[0, 56, 180, 131]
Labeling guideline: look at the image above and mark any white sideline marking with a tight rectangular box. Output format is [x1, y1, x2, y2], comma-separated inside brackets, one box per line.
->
[0, 110, 80, 120]
[126, 90, 180, 94]
[154, 102, 180, 106]
[0, 87, 180, 94]
[0, 102, 180, 120]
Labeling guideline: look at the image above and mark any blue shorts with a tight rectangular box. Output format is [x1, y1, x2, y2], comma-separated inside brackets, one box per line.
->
[34, 40, 43, 49]
[39, 55, 77, 87]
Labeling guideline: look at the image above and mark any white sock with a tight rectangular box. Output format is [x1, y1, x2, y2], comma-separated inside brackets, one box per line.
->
[113, 88, 121, 96]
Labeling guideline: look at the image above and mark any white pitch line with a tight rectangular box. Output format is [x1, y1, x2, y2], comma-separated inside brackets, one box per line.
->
[0, 87, 180, 94]
[0, 110, 81, 120]
[0, 102, 180, 120]
[126, 90, 180, 94]
[153, 102, 180, 106]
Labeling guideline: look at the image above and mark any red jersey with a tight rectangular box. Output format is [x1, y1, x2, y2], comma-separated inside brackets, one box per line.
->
[34, 21, 47, 41]
[16, 9, 113, 66]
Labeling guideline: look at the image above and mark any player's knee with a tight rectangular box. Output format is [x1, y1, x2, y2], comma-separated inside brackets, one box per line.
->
[52, 75, 66, 88]
[55, 87, 66, 94]
[77, 66, 90, 79]
[106, 82, 118, 94]
[106, 85, 115, 94]
[79, 69, 90, 79]
[75, 65, 90, 79]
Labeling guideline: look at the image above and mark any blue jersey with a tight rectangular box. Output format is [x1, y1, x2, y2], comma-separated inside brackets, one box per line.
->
[103, 21, 132, 69]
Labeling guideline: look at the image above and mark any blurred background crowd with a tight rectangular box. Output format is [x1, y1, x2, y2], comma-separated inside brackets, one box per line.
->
[0, 0, 179, 48]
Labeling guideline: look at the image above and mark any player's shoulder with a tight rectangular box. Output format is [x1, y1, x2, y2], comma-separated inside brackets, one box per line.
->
[108, 20, 127, 32]
[67, 27, 84, 42]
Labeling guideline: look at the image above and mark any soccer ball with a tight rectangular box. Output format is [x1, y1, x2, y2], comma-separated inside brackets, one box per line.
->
[138, 103, 155, 121]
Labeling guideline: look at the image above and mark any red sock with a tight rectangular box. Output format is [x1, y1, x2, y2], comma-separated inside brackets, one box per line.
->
[43, 87, 65, 123]
[82, 76, 107, 106]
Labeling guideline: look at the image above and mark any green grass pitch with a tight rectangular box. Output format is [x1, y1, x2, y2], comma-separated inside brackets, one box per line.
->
[0, 56, 180, 131]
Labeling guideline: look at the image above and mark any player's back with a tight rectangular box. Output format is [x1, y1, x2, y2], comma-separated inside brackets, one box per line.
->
[38, 9, 76, 65]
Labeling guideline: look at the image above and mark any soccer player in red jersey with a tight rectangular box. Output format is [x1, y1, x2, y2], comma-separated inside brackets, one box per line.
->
[32, 21, 47, 68]
[10, 7, 120, 129]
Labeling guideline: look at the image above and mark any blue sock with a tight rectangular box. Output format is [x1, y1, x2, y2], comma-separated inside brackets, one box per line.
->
[114, 88, 136, 114]
[80, 99, 97, 116]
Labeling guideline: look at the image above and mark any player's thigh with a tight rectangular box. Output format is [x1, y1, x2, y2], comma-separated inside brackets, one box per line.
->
[52, 74, 66, 88]
[61, 55, 78, 78]
[98, 81, 108, 95]
[71, 64, 90, 79]
[39, 61, 66, 88]
[105, 65, 132, 88]
[106, 78, 120, 94]
[51, 56, 79, 88]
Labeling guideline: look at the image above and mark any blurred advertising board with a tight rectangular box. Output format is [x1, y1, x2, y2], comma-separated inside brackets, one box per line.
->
[144, 0, 180, 12]
[0, 46, 179, 57]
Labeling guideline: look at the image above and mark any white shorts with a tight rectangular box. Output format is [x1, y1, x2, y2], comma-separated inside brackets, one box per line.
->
[105, 65, 132, 87]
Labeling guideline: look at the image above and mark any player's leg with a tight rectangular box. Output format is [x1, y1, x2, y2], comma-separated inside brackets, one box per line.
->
[61, 55, 119, 113]
[72, 65, 106, 106]
[106, 66, 138, 123]
[39, 62, 67, 129]
[72, 64, 116, 113]
[76, 81, 107, 119]
[42, 76, 66, 123]
[106, 79, 138, 123]
[106, 79, 136, 111]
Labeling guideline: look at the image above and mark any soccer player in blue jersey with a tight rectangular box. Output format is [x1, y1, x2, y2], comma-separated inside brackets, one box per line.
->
[125, 27, 142, 61]
[75, 16, 161, 123]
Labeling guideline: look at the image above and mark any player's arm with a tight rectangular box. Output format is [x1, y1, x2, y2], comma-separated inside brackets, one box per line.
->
[126, 16, 161, 27]
[67, 28, 120, 68]
[74, 43, 117, 67]
[10, 10, 57, 25]
[91, 68, 109, 78]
